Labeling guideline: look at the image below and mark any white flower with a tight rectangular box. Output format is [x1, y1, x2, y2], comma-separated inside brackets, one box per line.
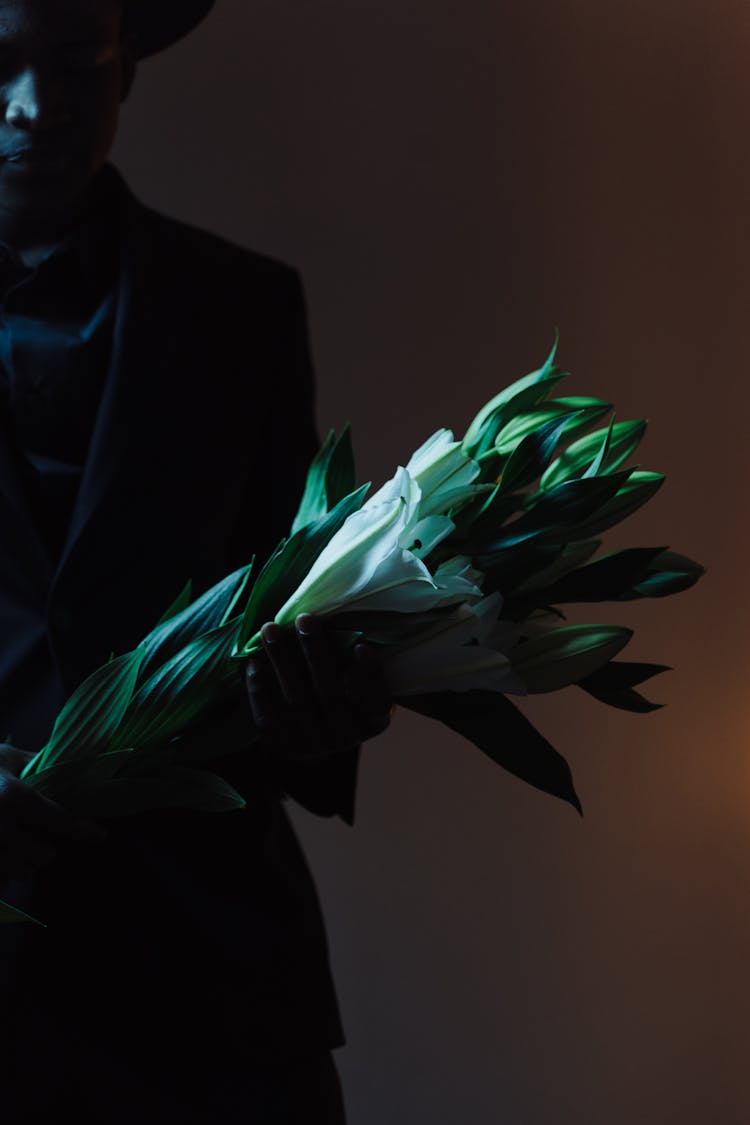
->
[384, 593, 528, 696]
[405, 429, 481, 517]
[275, 467, 439, 623]
[433, 555, 485, 597]
[398, 515, 455, 558]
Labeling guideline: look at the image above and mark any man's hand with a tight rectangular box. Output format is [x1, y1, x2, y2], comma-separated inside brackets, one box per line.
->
[0, 744, 107, 882]
[245, 614, 393, 762]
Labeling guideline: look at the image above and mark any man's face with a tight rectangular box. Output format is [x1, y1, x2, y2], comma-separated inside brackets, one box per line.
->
[0, 0, 135, 228]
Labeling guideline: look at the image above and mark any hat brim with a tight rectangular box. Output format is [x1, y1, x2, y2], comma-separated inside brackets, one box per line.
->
[126, 0, 216, 59]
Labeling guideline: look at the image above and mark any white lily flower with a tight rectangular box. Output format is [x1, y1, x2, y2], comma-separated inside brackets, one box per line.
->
[405, 429, 481, 517]
[275, 467, 436, 623]
[338, 544, 441, 613]
[434, 555, 485, 592]
[342, 548, 483, 615]
[398, 515, 455, 559]
[384, 594, 528, 696]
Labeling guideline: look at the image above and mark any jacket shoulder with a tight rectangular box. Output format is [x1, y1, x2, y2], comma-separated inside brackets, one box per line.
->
[133, 200, 303, 296]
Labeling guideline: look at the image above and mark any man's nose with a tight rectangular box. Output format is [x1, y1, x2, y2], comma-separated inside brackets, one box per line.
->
[4, 68, 72, 131]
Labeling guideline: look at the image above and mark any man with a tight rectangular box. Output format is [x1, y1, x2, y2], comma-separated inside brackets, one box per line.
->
[0, 2, 391, 1121]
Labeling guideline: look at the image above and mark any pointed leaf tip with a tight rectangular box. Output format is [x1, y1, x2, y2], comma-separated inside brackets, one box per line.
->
[402, 690, 583, 813]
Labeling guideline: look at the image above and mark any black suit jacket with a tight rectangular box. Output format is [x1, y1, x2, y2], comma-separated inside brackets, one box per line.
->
[0, 168, 359, 1083]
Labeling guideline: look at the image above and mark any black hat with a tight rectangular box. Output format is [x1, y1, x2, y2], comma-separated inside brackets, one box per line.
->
[126, 0, 216, 59]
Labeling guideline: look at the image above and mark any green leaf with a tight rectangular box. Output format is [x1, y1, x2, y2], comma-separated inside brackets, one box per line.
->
[479, 471, 631, 554]
[22, 748, 135, 793]
[578, 660, 672, 712]
[582, 415, 615, 479]
[219, 564, 256, 627]
[494, 406, 569, 457]
[236, 483, 370, 654]
[403, 690, 582, 813]
[447, 483, 524, 553]
[291, 426, 356, 534]
[521, 546, 669, 605]
[580, 686, 663, 713]
[63, 766, 247, 818]
[498, 414, 578, 494]
[619, 550, 706, 600]
[153, 579, 193, 628]
[0, 899, 46, 926]
[494, 401, 609, 457]
[565, 471, 665, 539]
[32, 647, 146, 772]
[630, 572, 700, 598]
[548, 396, 613, 437]
[292, 429, 335, 534]
[541, 419, 648, 491]
[325, 425, 356, 507]
[116, 619, 242, 750]
[480, 542, 570, 598]
[510, 624, 633, 692]
[580, 660, 671, 690]
[29, 744, 248, 819]
[509, 539, 602, 595]
[472, 374, 570, 460]
[462, 336, 567, 454]
[162, 696, 258, 768]
[138, 565, 253, 687]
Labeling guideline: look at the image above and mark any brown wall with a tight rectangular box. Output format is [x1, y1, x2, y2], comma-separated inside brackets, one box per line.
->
[113, 1, 749, 1120]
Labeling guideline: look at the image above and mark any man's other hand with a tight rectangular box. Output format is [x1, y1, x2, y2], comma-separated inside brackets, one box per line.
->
[0, 744, 107, 882]
[245, 615, 393, 761]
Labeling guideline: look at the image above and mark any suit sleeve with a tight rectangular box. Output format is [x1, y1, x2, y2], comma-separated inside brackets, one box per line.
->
[226, 266, 361, 827]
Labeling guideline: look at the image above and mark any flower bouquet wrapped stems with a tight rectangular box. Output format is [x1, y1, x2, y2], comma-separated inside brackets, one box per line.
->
[1, 339, 705, 924]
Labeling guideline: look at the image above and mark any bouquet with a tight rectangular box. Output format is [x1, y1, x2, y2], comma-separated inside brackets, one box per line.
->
[1, 341, 704, 924]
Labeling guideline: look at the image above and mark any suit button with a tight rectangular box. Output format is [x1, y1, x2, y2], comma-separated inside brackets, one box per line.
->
[51, 607, 73, 632]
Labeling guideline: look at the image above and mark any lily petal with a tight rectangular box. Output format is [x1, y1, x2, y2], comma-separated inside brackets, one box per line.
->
[275, 467, 421, 623]
[399, 515, 455, 558]
[383, 595, 527, 696]
[341, 546, 440, 613]
[406, 429, 481, 516]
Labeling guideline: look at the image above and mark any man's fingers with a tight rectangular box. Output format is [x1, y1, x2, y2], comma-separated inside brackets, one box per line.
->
[245, 619, 394, 758]
[261, 623, 316, 709]
[245, 649, 284, 737]
[295, 615, 344, 705]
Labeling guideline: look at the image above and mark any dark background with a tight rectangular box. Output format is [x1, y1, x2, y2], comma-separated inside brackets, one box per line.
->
[113, 1, 749, 1121]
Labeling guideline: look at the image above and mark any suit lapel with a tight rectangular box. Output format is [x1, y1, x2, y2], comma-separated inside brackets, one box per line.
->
[0, 168, 138, 591]
[50, 178, 249, 600]
[0, 420, 54, 585]
[51, 194, 146, 584]
[0, 173, 158, 594]
[53, 189, 181, 588]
